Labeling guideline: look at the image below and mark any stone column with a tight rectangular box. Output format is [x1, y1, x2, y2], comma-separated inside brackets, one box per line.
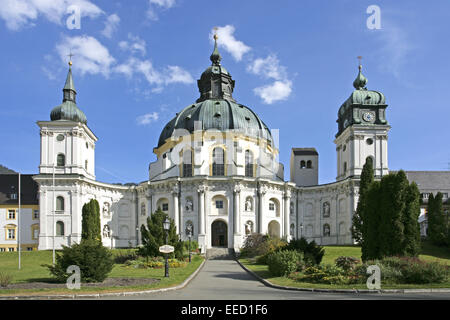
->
[233, 184, 241, 251]
[172, 185, 179, 235]
[283, 190, 291, 242]
[257, 185, 266, 234]
[197, 185, 206, 253]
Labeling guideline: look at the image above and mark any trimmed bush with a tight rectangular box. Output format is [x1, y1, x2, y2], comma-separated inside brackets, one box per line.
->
[298, 265, 350, 285]
[266, 250, 303, 277]
[46, 239, 114, 283]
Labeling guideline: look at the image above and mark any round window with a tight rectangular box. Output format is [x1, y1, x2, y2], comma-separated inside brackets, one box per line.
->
[56, 134, 65, 141]
[366, 138, 374, 145]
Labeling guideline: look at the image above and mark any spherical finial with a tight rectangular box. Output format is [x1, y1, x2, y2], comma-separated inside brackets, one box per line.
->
[213, 33, 218, 41]
[68, 60, 73, 67]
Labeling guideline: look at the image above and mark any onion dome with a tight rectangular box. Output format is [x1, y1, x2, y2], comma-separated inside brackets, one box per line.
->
[50, 62, 87, 124]
[157, 33, 272, 149]
[336, 62, 388, 137]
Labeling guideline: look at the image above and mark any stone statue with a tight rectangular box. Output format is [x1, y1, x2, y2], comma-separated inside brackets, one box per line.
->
[185, 199, 193, 212]
[103, 225, 110, 238]
[245, 198, 252, 211]
[103, 203, 110, 217]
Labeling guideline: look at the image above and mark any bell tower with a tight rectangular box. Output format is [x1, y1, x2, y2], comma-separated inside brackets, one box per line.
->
[334, 60, 390, 180]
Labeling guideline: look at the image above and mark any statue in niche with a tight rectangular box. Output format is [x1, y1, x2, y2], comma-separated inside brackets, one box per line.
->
[185, 199, 193, 212]
[103, 203, 110, 217]
[290, 202, 294, 214]
[245, 198, 252, 211]
[323, 202, 330, 217]
[103, 225, 111, 238]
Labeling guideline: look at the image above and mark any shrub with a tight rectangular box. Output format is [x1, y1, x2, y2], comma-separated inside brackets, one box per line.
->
[183, 240, 199, 253]
[240, 234, 268, 257]
[335, 256, 360, 273]
[266, 250, 303, 277]
[285, 237, 325, 265]
[255, 237, 288, 264]
[0, 272, 13, 287]
[46, 240, 114, 283]
[298, 265, 349, 284]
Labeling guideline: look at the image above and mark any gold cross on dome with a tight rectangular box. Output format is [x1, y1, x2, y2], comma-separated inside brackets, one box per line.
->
[357, 56, 363, 70]
[213, 27, 219, 41]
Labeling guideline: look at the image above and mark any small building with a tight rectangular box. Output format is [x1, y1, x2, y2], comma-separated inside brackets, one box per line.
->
[0, 172, 40, 252]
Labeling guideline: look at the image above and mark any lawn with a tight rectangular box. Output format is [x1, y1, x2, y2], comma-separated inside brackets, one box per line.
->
[240, 242, 450, 290]
[0, 250, 204, 296]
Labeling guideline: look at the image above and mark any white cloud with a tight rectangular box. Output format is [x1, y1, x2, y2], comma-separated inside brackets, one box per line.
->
[211, 25, 251, 62]
[56, 35, 115, 77]
[247, 54, 286, 80]
[253, 80, 292, 105]
[0, 0, 103, 30]
[149, 0, 176, 8]
[137, 112, 159, 125]
[101, 13, 120, 38]
[118, 34, 147, 56]
[114, 58, 194, 89]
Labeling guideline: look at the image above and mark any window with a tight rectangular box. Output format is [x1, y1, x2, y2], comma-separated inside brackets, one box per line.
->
[269, 202, 275, 211]
[343, 162, 347, 174]
[8, 210, 16, 220]
[33, 228, 39, 240]
[0, 248, 5, 252]
[7, 228, 16, 240]
[323, 224, 331, 237]
[215, 200, 224, 209]
[212, 147, 225, 176]
[85, 160, 88, 170]
[421, 193, 430, 200]
[57, 153, 65, 167]
[306, 160, 312, 169]
[56, 221, 64, 236]
[442, 193, 448, 199]
[33, 210, 39, 219]
[300, 160, 306, 169]
[162, 203, 169, 211]
[27, 247, 33, 251]
[56, 196, 64, 211]
[8, 248, 14, 252]
[182, 150, 193, 177]
[245, 150, 254, 177]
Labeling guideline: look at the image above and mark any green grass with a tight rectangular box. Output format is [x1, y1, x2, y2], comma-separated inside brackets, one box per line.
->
[0, 250, 204, 296]
[240, 243, 450, 290]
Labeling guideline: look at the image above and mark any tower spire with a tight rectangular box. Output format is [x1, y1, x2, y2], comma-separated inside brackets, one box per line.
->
[63, 55, 76, 103]
[210, 27, 222, 65]
[353, 56, 367, 90]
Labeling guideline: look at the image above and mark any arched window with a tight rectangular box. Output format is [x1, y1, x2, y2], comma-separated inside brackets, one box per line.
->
[323, 224, 330, 237]
[323, 202, 330, 218]
[212, 147, 225, 176]
[57, 154, 65, 167]
[300, 160, 306, 168]
[182, 149, 193, 177]
[56, 221, 64, 236]
[245, 150, 254, 177]
[56, 196, 64, 211]
[306, 160, 312, 168]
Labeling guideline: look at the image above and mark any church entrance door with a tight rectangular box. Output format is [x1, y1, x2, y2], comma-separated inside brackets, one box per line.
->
[211, 220, 227, 247]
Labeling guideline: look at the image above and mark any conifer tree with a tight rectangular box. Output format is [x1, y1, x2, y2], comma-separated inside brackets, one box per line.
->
[81, 199, 101, 242]
[428, 192, 447, 246]
[351, 157, 374, 245]
[361, 181, 381, 261]
[402, 182, 421, 256]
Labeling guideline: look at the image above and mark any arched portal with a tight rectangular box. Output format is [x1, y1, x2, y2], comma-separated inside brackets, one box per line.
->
[268, 220, 280, 238]
[211, 220, 227, 247]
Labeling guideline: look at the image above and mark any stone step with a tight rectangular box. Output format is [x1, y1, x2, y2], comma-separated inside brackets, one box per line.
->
[206, 247, 234, 260]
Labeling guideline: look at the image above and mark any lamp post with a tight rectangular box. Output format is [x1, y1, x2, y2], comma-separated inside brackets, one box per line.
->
[186, 224, 192, 263]
[163, 217, 170, 278]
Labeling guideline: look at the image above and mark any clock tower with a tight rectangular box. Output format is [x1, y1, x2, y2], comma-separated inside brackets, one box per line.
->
[334, 63, 390, 180]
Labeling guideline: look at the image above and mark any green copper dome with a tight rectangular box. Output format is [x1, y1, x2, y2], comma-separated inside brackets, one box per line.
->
[157, 37, 272, 148]
[50, 66, 87, 124]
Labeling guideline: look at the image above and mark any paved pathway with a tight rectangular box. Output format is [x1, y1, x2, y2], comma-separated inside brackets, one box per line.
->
[98, 259, 450, 300]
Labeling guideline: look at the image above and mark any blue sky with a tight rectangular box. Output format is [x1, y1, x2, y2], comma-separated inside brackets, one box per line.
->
[0, 0, 449, 184]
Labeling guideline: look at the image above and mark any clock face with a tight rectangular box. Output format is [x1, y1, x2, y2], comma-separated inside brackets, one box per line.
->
[363, 112, 375, 122]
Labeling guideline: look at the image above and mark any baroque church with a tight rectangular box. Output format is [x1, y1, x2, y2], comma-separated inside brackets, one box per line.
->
[33, 35, 390, 253]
